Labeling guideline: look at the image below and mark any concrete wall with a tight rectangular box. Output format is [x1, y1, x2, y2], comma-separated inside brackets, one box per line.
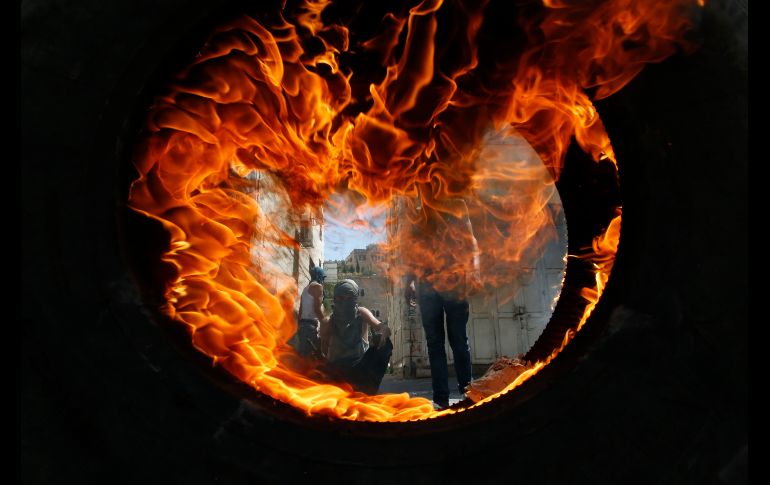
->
[352, 275, 389, 323]
[246, 170, 324, 314]
[385, 129, 569, 377]
[463, 198, 566, 369]
[386, 197, 432, 377]
[329, 272, 390, 323]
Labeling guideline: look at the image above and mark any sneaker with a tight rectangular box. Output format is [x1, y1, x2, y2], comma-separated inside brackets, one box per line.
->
[448, 397, 474, 410]
[433, 400, 449, 410]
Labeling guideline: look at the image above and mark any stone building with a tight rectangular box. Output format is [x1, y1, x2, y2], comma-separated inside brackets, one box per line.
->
[385, 198, 432, 377]
[240, 170, 324, 314]
[351, 274, 390, 324]
[342, 244, 384, 275]
[322, 261, 339, 283]
[335, 246, 390, 324]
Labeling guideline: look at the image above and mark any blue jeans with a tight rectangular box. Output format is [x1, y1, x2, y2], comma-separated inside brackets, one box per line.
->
[418, 282, 472, 406]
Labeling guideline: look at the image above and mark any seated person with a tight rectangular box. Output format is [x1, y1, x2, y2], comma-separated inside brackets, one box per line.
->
[320, 279, 392, 395]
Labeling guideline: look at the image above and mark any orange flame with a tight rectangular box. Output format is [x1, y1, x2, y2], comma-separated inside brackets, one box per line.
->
[128, 0, 700, 421]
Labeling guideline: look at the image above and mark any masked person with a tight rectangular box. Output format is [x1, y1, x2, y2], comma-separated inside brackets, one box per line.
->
[320, 279, 392, 395]
[293, 266, 327, 358]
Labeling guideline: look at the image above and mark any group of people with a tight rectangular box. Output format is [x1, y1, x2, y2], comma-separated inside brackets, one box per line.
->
[293, 196, 479, 409]
[295, 266, 394, 396]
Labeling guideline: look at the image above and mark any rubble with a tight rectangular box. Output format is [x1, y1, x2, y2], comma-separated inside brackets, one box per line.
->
[465, 356, 534, 402]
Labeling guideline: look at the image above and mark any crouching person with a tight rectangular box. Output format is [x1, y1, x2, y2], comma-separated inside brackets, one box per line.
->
[320, 279, 392, 395]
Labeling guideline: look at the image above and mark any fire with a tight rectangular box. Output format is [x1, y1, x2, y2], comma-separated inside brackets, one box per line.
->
[128, 0, 700, 421]
[462, 210, 622, 407]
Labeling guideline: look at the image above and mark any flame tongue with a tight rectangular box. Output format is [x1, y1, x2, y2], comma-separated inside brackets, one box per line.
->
[128, 0, 700, 421]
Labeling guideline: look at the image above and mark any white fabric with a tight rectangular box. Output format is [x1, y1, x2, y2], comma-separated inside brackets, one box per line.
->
[299, 283, 320, 321]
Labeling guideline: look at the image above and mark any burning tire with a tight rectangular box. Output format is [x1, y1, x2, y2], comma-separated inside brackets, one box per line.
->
[22, 0, 746, 483]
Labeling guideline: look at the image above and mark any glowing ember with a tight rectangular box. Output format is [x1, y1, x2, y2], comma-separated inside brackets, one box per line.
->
[128, 0, 700, 421]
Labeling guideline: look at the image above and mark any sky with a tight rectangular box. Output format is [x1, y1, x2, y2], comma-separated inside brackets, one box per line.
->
[323, 221, 385, 261]
[322, 194, 388, 261]
[319, 129, 563, 262]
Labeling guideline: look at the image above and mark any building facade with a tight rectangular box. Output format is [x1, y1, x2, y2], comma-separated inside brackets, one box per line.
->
[335, 246, 390, 325]
[241, 170, 324, 315]
[342, 244, 385, 275]
[322, 261, 338, 283]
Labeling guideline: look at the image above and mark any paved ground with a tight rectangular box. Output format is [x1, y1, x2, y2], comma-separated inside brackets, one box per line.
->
[379, 376, 466, 406]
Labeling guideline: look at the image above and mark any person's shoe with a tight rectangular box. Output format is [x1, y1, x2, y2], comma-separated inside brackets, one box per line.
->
[449, 397, 474, 410]
[433, 400, 449, 410]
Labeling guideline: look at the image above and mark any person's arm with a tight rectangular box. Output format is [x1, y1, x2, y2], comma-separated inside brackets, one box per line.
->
[404, 272, 417, 308]
[319, 316, 330, 356]
[459, 199, 482, 293]
[468, 223, 482, 290]
[358, 306, 391, 348]
[309, 282, 330, 355]
[308, 282, 326, 321]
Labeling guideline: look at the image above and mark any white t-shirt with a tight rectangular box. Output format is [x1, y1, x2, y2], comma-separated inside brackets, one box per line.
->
[299, 282, 321, 322]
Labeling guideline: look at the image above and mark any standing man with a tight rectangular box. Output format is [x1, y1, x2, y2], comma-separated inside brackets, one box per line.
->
[404, 194, 481, 409]
[294, 266, 327, 358]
